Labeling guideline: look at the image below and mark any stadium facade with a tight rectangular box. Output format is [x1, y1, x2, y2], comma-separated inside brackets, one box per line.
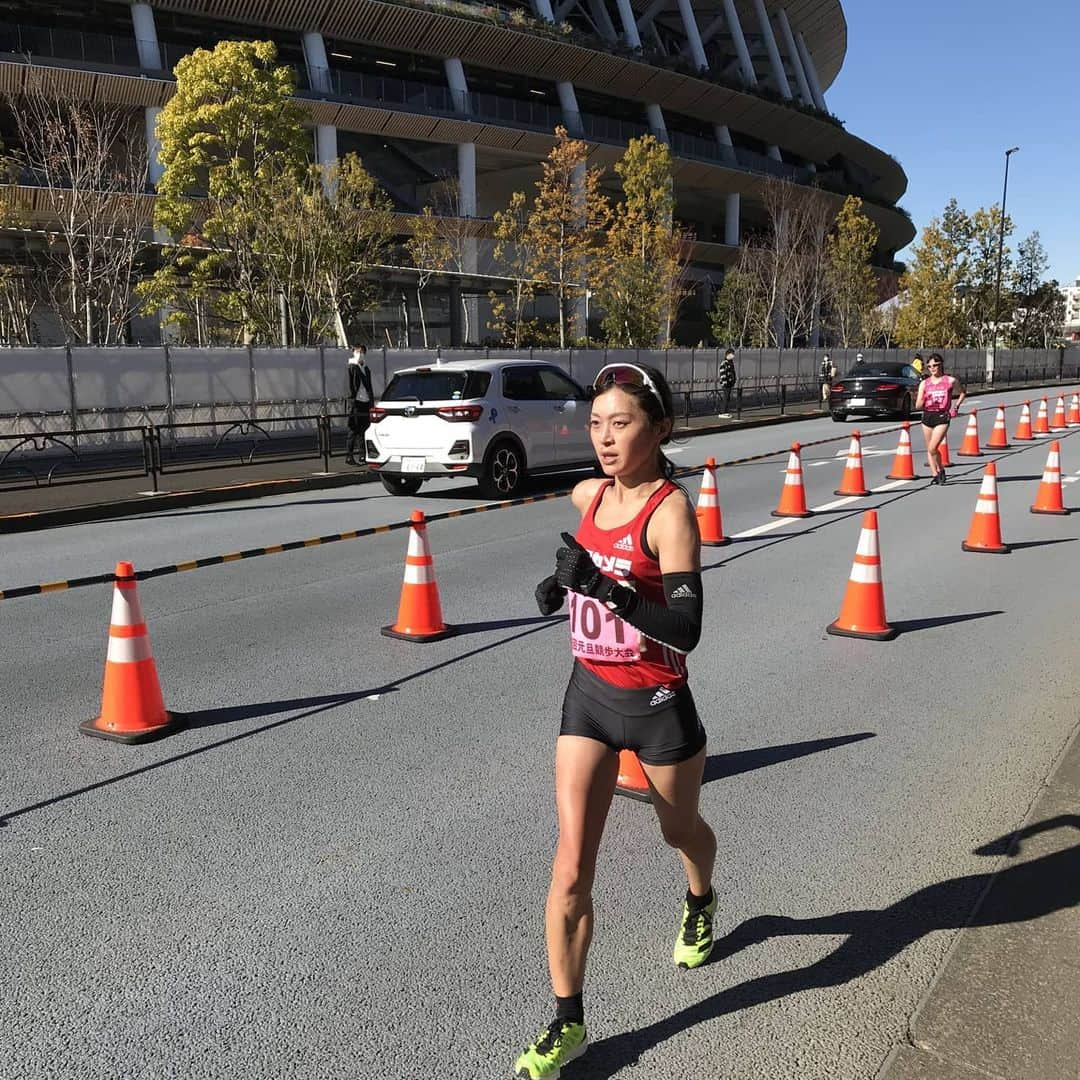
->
[0, 0, 913, 345]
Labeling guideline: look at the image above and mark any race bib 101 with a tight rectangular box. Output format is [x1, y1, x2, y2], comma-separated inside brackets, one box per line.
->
[567, 590, 640, 662]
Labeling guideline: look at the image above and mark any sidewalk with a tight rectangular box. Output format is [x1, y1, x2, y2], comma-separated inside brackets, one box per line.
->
[0, 400, 828, 532]
[878, 724, 1080, 1080]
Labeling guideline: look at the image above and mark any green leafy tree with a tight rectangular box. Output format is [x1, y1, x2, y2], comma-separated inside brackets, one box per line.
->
[895, 212, 965, 348]
[824, 196, 878, 346]
[1007, 232, 1063, 348]
[144, 40, 310, 342]
[594, 135, 690, 346]
[709, 265, 764, 347]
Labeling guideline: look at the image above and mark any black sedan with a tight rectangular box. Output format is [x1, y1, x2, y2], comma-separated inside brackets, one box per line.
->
[829, 361, 922, 422]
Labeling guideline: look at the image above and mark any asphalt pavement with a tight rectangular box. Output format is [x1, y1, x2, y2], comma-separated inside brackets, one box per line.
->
[1, 389, 1078, 1080]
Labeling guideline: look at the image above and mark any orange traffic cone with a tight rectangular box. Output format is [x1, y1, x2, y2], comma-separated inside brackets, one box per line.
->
[957, 410, 982, 456]
[695, 457, 730, 546]
[1050, 396, 1068, 431]
[1067, 393, 1080, 427]
[1031, 440, 1069, 516]
[938, 435, 952, 467]
[835, 431, 871, 496]
[986, 405, 1011, 449]
[1033, 397, 1051, 436]
[886, 422, 919, 480]
[381, 510, 457, 641]
[1013, 401, 1034, 441]
[961, 463, 1010, 554]
[79, 562, 185, 744]
[615, 749, 652, 802]
[772, 442, 812, 518]
[826, 509, 895, 640]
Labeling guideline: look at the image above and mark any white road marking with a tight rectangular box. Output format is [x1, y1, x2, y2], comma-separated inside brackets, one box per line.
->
[732, 518, 797, 539]
[871, 480, 913, 492]
[811, 496, 862, 512]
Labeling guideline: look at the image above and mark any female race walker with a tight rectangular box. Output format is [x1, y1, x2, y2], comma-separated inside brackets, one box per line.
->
[515, 363, 716, 1079]
[915, 353, 966, 485]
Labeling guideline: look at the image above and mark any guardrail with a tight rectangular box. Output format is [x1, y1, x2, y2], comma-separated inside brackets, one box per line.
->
[0, 412, 354, 493]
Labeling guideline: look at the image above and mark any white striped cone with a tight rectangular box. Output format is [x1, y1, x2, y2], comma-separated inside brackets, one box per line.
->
[1050, 396, 1068, 430]
[1034, 398, 1051, 435]
[1013, 401, 1034, 441]
[962, 464, 1009, 553]
[696, 458, 729, 545]
[1068, 393, 1080, 427]
[771, 443, 812, 518]
[835, 432, 870, 496]
[826, 509, 894, 639]
[80, 562, 185, 743]
[957, 411, 982, 456]
[986, 405, 1011, 449]
[381, 511, 457, 641]
[1031, 441, 1069, 515]
[887, 424, 918, 480]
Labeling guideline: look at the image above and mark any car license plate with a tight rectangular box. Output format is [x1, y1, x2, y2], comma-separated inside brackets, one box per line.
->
[401, 457, 426, 473]
[848, 398, 866, 407]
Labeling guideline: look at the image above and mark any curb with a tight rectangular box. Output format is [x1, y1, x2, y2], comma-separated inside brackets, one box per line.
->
[0, 469, 378, 535]
[875, 717, 1080, 1080]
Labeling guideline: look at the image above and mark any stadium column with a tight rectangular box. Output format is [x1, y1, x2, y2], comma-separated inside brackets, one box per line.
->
[444, 58, 479, 344]
[724, 193, 739, 247]
[674, 0, 708, 72]
[613, 0, 667, 147]
[751, 0, 791, 99]
[529, 0, 584, 135]
[720, 0, 756, 86]
[130, 5, 163, 187]
[775, 9, 814, 107]
[301, 32, 340, 194]
[794, 31, 827, 111]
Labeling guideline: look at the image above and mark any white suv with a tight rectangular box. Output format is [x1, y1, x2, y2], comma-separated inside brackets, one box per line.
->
[365, 359, 596, 498]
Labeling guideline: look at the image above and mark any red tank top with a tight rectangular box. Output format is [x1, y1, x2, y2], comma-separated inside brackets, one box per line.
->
[573, 479, 690, 689]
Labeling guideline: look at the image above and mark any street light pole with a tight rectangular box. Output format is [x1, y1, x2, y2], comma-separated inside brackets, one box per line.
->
[989, 146, 1019, 385]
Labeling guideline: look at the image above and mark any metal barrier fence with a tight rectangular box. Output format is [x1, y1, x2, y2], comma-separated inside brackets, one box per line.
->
[1, 346, 1075, 489]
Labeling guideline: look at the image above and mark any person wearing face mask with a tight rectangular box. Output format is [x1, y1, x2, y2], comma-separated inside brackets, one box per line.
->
[517, 363, 715, 1080]
[345, 344, 374, 466]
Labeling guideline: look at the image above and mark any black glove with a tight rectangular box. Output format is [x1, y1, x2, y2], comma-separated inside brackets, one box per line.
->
[535, 574, 566, 616]
[555, 532, 616, 603]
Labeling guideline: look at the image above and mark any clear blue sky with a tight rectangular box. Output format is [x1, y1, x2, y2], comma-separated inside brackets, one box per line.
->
[826, 1, 1077, 287]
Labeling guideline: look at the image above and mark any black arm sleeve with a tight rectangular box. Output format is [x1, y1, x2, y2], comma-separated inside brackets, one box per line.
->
[606, 572, 703, 654]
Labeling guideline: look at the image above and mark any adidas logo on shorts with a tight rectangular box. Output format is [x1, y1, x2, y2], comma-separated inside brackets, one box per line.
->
[650, 686, 676, 707]
[613, 533, 634, 552]
[669, 583, 697, 600]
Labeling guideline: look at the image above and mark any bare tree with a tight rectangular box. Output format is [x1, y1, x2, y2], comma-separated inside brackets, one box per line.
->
[783, 188, 833, 346]
[2, 74, 155, 344]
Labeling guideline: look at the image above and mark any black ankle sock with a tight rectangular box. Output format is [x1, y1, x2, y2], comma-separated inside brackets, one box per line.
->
[555, 992, 584, 1024]
[686, 886, 714, 912]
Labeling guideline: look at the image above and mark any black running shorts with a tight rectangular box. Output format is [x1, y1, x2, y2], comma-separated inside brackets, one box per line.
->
[922, 410, 950, 428]
[560, 661, 706, 765]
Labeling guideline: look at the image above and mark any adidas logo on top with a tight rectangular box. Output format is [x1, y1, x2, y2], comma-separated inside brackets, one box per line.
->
[669, 583, 696, 600]
[650, 686, 676, 707]
[613, 533, 634, 552]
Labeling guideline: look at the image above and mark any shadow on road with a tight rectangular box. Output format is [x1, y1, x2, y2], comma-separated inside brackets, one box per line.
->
[703, 732, 875, 785]
[0, 619, 561, 827]
[891, 610, 1004, 634]
[1009, 538, 1077, 551]
[573, 816, 1080, 1079]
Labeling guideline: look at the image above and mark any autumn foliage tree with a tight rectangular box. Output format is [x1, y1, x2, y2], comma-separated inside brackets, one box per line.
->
[523, 127, 609, 347]
[594, 135, 691, 347]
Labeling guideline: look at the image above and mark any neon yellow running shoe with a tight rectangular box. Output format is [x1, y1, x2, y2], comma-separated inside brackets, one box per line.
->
[673, 891, 716, 969]
[513, 1018, 587, 1079]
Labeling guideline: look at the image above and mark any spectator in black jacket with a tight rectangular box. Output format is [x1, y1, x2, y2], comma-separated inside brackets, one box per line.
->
[345, 344, 374, 465]
[718, 349, 737, 417]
